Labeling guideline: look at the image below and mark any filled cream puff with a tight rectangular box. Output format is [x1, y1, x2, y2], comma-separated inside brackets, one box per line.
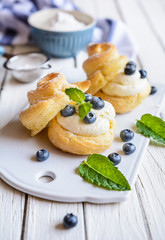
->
[19, 72, 116, 155]
[83, 42, 151, 113]
[48, 100, 116, 155]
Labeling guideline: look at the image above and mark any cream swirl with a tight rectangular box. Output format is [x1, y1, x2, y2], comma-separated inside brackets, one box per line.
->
[101, 70, 149, 97]
[56, 101, 115, 136]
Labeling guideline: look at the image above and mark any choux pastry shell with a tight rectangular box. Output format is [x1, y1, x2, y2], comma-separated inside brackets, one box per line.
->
[48, 117, 116, 155]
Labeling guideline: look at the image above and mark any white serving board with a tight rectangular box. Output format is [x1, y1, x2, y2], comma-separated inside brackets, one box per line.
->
[0, 68, 164, 203]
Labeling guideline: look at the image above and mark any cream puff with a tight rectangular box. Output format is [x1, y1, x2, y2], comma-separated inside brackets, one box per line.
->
[83, 42, 151, 113]
[48, 100, 116, 155]
[19, 72, 116, 155]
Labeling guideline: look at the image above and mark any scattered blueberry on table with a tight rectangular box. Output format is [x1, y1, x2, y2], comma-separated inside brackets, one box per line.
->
[120, 129, 134, 142]
[63, 213, 78, 229]
[139, 69, 147, 79]
[150, 86, 157, 95]
[90, 96, 105, 110]
[83, 111, 96, 124]
[36, 149, 49, 161]
[108, 153, 121, 165]
[85, 93, 92, 102]
[60, 104, 75, 117]
[123, 143, 136, 155]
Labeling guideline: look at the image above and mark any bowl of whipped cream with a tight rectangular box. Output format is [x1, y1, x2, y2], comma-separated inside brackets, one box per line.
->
[28, 9, 96, 58]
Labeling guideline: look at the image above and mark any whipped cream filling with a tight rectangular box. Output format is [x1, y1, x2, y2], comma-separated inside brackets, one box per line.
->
[102, 70, 149, 97]
[56, 101, 115, 136]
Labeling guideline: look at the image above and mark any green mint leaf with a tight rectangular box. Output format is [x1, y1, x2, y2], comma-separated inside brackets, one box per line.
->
[65, 88, 85, 104]
[79, 154, 131, 191]
[78, 102, 92, 119]
[79, 164, 127, 191]
[86, 154, 131, 190]
[136, 114, 165, 145]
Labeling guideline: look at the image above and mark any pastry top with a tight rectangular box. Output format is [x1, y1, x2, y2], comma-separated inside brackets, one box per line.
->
[19, 72, 91, 136]
[28, 72, 90, 105]
[83, 43, 120, 78]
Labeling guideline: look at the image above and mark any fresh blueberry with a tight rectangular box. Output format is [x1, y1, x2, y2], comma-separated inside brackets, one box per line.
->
[139, 69, 147, 79]
[120, 129, 134, 142]
[91, 96, 105, 110]
[123, 143, 136, 155]
[60, 104, 75, 117]
[150, 86, 157, 95]
[63, 213, 78, 229]
[124, 65, 136, 75]
[108, 153, 121, 165]
[126, 61, 136, 68]
[36, 149, 49, 161]
[85, 93, 92, 102]
[83, 111, 96, 124]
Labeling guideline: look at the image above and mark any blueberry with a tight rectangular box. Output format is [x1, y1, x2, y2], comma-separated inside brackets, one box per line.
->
[91, 96, 105, 110]
[123, 143, 136, 155]
[83, 111, 96, 124]
[36, 149, 49, 161]
[150, 86, 157, 95]
[120, 129, 134, 142]
[126, 61, 136, 67]
[85, 93, 92, 102]
[108, 153, 121, 165]
[60, 104, 75, 117]
[124, 65, 136, 75]
[63, 213, 78, 229]
[139, 69, 147, 79]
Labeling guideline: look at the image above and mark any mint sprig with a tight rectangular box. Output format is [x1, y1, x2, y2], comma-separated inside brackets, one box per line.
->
[136, 114, 165, 145]
[65, 88, 85, 104]
[65, 88, 92, 119]
[78, 103, 92, 119]
[79, 154, 131, 191]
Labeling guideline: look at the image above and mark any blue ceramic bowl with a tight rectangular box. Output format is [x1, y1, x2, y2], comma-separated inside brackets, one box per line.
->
[28, 9, 96, 58]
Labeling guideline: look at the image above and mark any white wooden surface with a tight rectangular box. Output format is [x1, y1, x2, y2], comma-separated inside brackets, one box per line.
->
[0, 0, 165, 239]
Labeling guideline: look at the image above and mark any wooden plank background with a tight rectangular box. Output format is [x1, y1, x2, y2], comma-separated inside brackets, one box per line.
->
[0, 0, 165, 239]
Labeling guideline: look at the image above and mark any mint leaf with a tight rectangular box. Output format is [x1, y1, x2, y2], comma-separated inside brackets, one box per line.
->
[65, 88, 85, 104]
[79, 164, 126, 191]
[85, 154, 131, 190]
[78, 102, 92, 119]
[136, 114, 165, 145]
[79, 154, 131, 191]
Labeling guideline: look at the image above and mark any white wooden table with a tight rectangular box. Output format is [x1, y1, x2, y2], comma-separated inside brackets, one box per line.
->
[0, 0, 165, 239]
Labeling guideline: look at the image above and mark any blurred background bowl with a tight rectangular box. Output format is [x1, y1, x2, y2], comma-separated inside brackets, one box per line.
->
[28, 9, 96, 58]
[4, 53, 51, 83]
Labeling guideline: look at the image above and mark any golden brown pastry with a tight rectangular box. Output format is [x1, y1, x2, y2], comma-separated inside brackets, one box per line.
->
[83, 42, 151, 113]
[48, 117, 116, 155]
[19, 72, 90, 136]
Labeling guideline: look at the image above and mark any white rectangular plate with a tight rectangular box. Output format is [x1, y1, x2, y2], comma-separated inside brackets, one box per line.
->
[0, 68, 164, 203]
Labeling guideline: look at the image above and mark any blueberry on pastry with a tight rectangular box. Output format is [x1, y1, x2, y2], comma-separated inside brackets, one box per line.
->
[83, 43, 151, 113]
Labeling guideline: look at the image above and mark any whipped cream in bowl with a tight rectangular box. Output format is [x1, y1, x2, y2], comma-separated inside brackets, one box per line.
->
[43, 11, 85, 32]
[28, 9, 96, 57]
[56, 101, 115, 136]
